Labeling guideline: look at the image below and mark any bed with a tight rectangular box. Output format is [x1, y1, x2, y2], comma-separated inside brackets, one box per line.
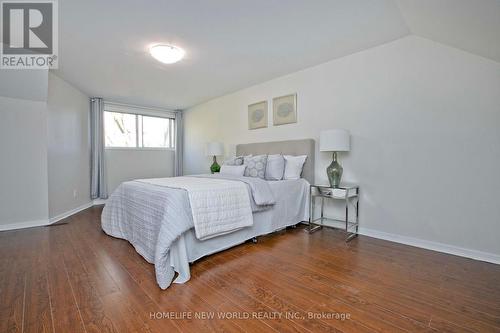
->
[101, 139, 315, 289]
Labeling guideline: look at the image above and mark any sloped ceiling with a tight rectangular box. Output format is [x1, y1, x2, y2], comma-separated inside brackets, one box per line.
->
[396, 0, 500, 63]
[51, 0, 500, 110]
[53, 0, 409, 109]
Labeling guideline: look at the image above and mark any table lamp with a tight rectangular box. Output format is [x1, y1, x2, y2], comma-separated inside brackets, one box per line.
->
[320, 129, 350, 188]
[206, 142, 224, 173]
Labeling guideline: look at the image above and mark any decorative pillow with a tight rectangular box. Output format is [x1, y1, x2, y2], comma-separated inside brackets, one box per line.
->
[243, 155, 268, 179]
[265, 154, 285, 180]
[223, 155, 251, 166]
[220, 165, 246, 177]
[283, 155, 307, 180]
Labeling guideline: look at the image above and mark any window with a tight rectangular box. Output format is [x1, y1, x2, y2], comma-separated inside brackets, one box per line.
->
[104, 111, 175, 149]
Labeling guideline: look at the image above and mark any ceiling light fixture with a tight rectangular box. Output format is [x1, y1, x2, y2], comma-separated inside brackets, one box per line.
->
[149, 44, 185, 64]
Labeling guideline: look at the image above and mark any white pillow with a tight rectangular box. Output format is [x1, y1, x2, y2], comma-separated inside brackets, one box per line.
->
[220, 165, 246, 177]
[265, 154, 285, 180]
[283, 155, 307, 180]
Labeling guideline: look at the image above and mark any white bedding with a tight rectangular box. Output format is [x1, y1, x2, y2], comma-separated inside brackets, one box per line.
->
[101, 176, 309, 289]
[137, 177, 252, 240]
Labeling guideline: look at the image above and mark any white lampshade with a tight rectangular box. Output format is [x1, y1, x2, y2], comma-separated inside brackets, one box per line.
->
[320, 129, 350, 152]
[206, 142, 224, 156]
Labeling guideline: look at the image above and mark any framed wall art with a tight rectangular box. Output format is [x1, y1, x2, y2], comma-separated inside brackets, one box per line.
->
[248, 100, 268, 130]
[273, 93, 297, 126]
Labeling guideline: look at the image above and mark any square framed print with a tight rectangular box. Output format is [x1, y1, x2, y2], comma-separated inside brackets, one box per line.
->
[273, 93, 297, 126]
[248, 100, 268, 130]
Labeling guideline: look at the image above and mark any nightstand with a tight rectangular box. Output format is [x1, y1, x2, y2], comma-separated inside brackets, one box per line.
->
[307, 183, 359, 241]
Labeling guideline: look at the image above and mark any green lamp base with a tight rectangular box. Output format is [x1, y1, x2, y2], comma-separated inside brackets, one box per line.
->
[327, 152, 343, 188]
[210, 156, 220, 173]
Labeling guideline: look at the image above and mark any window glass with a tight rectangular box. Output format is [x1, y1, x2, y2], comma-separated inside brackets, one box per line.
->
[104, 111, 137, 147]
[141, 115, 172, 148]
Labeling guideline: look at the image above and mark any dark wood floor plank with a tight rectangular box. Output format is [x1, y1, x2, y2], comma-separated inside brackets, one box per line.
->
[64, 219, 120, 298]
[217, 247, 437, 333]
[302, 230, 500, 305]
[0, 233, 23, 331]
[0, 260, 26, 333]
[57, 221, 141, 333]
[258, 228, 498, 325]
[23, 271, 53, 333]
[1, 206, 500, 333]
[311, 234, 500, 330]
[197, 255, 368, 333]
[192, 258, 340, 332]
[189, 258, 312, 333]
[23, 229, 54, 333]
[258, 229, 500, 331]
[219, 245, 431, 333]
[46, 226, 87, 333]
[187, 269, 280, 333]
[0, 230, 41, 333]
[336, 233, 500, 300]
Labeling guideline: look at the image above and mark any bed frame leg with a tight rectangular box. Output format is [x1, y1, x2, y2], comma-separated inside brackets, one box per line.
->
[251, 237, 258, 244]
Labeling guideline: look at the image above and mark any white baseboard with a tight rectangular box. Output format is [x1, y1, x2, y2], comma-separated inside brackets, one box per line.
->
[93, 198, 107, 205]
[1, 200, 105, 232]
[49, 202, 94, 224]
[358, 227, 500, 265]
[0, 219, 49, 232]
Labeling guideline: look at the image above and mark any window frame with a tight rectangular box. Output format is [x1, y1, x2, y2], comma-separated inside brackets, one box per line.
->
[103, 102, 176, 150]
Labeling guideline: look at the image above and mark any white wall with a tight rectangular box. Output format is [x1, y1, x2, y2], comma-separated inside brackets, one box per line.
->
[0, 96, 49, 226]
[0, 70, 92, 229]
[0, 69, 48, 101]
[47, 73, 91, 218]
[184, 36, 500, 258]
[106, 149, 175, 193]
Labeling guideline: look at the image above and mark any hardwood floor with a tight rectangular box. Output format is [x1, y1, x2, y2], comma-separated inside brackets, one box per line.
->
[1, 206, 499, 333]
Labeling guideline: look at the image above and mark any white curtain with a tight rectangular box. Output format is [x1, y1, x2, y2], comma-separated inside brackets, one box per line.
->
[174, 110, 183, 176]
[90, 97, 108, 199]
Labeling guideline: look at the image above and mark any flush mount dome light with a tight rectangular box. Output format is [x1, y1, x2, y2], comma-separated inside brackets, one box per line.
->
[149, 44, 185, 64]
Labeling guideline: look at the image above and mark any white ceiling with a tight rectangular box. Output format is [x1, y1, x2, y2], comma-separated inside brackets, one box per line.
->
[52, 0, 500, 110]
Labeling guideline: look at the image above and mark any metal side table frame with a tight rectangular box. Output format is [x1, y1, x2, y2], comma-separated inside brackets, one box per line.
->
[307, 184, 359, 241]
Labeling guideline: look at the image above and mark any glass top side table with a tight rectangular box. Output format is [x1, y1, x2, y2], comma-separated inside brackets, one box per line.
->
[307, 183, 359, 242]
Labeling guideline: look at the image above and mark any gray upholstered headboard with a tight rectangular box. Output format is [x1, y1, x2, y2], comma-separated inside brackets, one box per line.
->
[236, 139, 315, 184]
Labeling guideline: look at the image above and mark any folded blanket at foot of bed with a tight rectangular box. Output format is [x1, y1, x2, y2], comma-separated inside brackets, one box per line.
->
[137, 176, 255, 240]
